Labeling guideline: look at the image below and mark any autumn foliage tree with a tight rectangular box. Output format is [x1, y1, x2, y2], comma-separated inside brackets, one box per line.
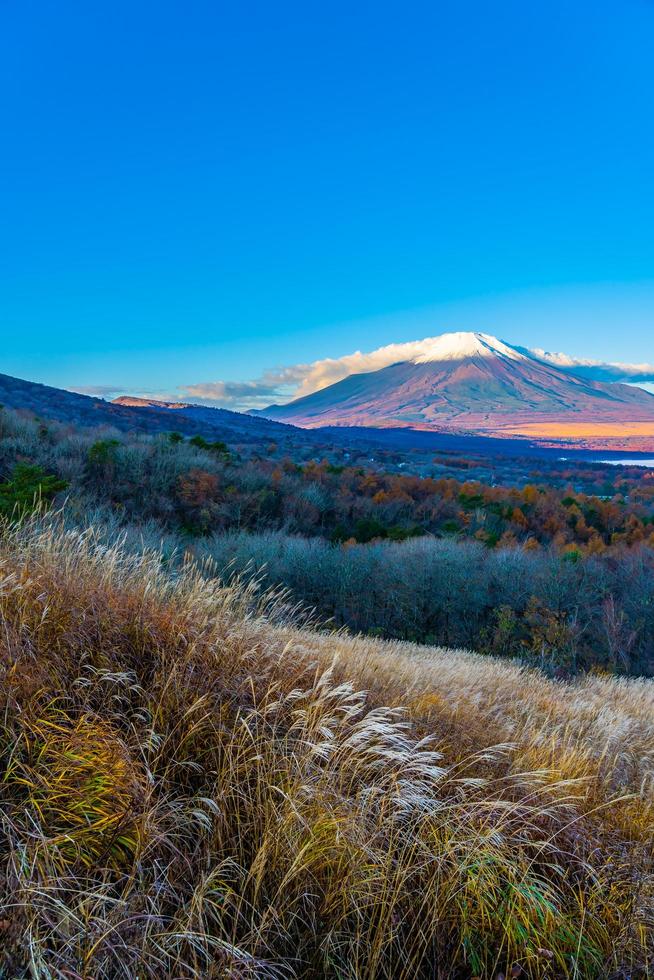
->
[177, 468, 220, 533]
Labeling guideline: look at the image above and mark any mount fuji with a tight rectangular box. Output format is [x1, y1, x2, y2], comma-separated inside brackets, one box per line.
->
[257, 332, 654, 446]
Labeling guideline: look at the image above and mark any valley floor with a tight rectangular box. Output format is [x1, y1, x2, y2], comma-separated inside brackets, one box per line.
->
[0, 514, 652, 978]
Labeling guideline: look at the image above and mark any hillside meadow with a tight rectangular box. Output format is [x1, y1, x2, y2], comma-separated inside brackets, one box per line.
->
[0, 512, 652, 978]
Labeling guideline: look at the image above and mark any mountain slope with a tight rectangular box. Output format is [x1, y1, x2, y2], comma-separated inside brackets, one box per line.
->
[258, 332, 654, 443]
[0, 372, 321, 448]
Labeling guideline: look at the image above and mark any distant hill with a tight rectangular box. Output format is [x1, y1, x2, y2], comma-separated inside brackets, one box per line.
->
[0, 373, 318, 448]
[257, 331, 654, 449]
[109, 394, 314, 444]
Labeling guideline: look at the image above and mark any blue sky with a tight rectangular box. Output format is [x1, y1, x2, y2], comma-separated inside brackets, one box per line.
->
[2, 0, 653, 407]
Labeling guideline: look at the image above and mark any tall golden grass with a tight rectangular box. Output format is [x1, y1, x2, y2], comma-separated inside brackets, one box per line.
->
[0, 513, 651, 978]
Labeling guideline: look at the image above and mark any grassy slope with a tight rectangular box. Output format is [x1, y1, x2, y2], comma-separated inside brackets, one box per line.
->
[0, 516, 652, 979]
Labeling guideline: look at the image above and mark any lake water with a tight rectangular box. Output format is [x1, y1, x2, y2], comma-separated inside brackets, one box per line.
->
[598, 458, 654, 468]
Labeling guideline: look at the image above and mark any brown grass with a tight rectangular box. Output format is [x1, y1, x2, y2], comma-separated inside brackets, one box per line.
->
[0, 513, 652, 978]
[501, 421, 654, 439]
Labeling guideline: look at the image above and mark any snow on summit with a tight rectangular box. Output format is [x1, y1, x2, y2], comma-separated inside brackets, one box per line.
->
[412, 332, 525, 363]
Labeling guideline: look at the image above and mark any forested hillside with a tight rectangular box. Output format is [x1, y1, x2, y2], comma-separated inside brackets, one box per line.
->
[0, 371, 328, 448]
[1, 403, 654, 674]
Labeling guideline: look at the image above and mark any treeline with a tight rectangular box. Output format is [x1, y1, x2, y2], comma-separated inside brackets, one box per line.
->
[195, 531, 654, 676]
[3, 405, 654, 552]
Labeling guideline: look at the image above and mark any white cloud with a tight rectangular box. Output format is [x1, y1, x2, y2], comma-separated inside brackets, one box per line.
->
[526, 348, 654, 384]
[167, 339, 450, 411]
[177, 367, 311, 409]
[180, 380, 279, 403]
[178, 337, 499, 410]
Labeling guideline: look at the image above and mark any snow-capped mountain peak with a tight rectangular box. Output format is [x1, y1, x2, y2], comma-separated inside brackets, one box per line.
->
[412, 331, 524, 364]
[259, 329, 654, 437]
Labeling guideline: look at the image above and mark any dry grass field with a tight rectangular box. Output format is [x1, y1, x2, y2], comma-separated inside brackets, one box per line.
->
[0, 514, 652, 978]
